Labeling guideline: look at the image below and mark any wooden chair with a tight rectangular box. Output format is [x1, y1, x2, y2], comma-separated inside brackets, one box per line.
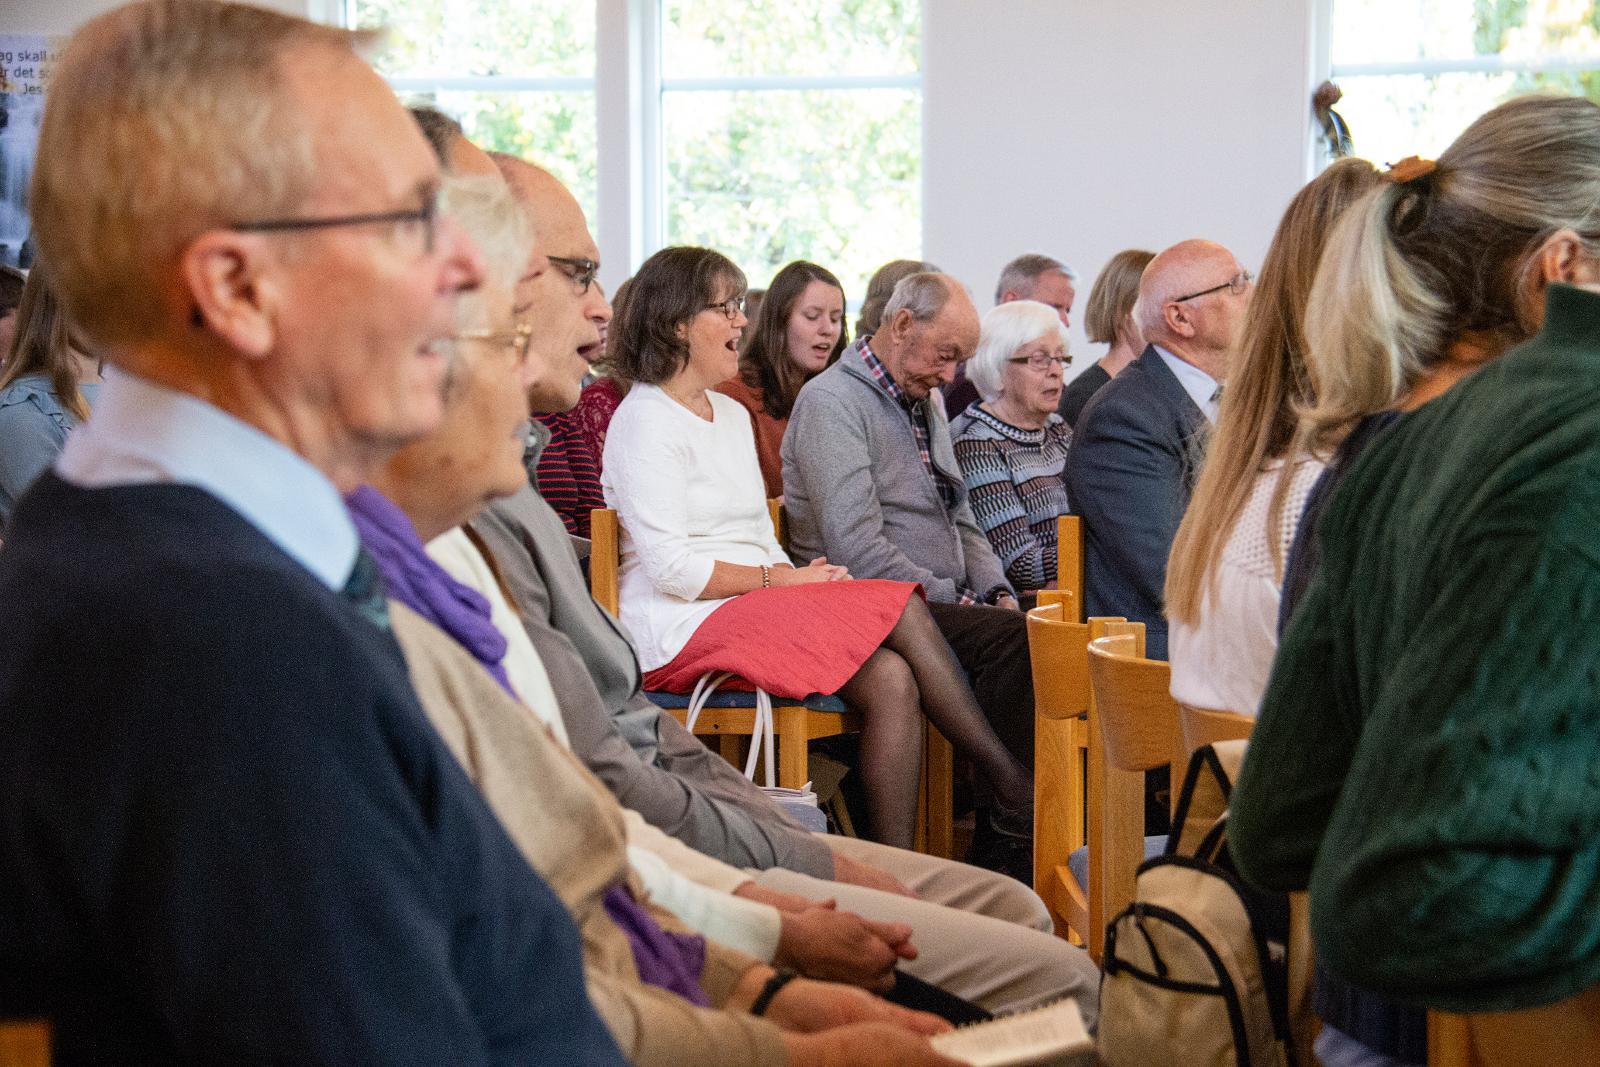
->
[1426, 985, 1600, 1065]
[1027, 605, 1132, 952]
[1085, 625, 1186, 958]
[590, 505, 953, 857]
[0, 1022, 50, 1067]
[1178, 703, 1255, 753]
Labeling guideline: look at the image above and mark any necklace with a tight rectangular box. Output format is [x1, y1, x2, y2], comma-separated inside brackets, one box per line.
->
[664, 384, 713, 420]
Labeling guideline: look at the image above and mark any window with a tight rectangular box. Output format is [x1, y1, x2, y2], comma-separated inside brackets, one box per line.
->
[657, 0, 922, 302]
[1328, 0, 1600, 167]
[340, 1, 922, 303]
[345, 0, 599, 235]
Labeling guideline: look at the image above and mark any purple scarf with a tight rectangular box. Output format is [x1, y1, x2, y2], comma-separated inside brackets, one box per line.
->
[345, 486, 514, 697]
[346, 485, 712, 1007]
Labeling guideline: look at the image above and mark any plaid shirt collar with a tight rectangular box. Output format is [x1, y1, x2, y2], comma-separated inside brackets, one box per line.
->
[858, 336, 914, 411]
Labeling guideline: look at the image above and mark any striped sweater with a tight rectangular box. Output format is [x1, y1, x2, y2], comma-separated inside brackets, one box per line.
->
[948, 403, 1072, 592]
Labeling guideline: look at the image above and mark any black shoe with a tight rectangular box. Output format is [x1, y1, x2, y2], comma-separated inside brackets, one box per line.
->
[965, 807, 1034, 884]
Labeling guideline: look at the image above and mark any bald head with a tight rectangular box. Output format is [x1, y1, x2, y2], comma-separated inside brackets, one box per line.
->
[1134, 239, 1250, 376]
[489, 153, 607, 414]
[447, 135, 500, 179]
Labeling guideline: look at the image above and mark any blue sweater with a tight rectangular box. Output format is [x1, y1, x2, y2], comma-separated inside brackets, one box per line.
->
[0, 474, 624, 1066]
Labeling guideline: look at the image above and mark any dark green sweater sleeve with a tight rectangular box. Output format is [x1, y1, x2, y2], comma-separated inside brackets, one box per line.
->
[1310, 504, 1600, 1012]
[1230, 559, 1365, 893]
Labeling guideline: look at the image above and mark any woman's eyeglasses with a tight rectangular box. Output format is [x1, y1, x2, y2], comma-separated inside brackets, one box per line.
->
[703, 295, 746, 320]
[448, 320, 535, 362]
[1008, 351, 1071, 371]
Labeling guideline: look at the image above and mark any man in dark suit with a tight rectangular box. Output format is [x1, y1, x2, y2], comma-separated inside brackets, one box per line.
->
[1065, 239, 1251, 660]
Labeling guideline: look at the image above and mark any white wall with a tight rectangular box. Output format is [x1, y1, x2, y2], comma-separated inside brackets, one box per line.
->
[6, 0, 1320, 358]
[924, 0, 1318, 367]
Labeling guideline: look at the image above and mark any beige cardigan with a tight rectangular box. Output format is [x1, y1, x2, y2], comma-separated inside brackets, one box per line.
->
[390, 602, 788, 1067]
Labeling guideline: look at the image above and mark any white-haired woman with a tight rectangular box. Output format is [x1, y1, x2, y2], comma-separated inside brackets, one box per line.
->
[949, 300, 1072, 595]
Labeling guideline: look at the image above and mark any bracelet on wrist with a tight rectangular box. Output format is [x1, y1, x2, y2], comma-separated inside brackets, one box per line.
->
[760, 564, 771, 589]
[750, 967, 799, 1017]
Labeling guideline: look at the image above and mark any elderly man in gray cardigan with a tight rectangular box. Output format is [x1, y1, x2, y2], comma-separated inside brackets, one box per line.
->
[782, 273, 1038, 871]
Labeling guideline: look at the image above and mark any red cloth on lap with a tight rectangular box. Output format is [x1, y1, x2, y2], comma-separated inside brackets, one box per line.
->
[642, 579, 920, 698]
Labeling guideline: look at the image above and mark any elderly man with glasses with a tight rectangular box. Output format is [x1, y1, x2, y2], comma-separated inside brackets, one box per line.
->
[1066, 239, 1253, 661]
[0, 2, 627, 1062]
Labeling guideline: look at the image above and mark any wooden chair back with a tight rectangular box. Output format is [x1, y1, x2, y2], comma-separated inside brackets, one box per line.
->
[0, 1022, 50, 1067]
[1427, 983, 1600, 1066]
[1088, 632, 1185, 774]
[1026, 601, 1092, 938]
[1034, 514, 1084, 618]
[1028, 605, 1141, 956]
[1085, 624, 1184, 956]
[1178, 703, 1255, 753]
[590, 507, 621, 617]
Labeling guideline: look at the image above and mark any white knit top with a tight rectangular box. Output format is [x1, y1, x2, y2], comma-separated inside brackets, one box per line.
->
[601, 384, 789, 671]
[1168, 455, 1325, 717]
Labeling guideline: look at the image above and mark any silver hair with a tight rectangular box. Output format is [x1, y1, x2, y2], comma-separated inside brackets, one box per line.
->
[882, 271, 954, 326]
[994, 253, 1076, 304]
[440, 174, 533, 329]
[967, 300, 1071, 403]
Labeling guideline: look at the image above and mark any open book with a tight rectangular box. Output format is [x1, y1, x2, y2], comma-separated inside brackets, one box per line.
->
[929, 998, 1093, 1067]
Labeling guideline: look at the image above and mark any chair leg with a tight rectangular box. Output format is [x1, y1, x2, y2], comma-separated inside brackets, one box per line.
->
[776, 705, 810, 790]
[923, 723, 954, 859]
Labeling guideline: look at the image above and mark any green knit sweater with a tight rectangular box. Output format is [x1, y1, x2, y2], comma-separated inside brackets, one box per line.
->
[1231, 283, 1600, 1014]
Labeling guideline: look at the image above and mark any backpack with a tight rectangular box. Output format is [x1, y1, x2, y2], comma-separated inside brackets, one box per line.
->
[1097, 740, 1311, 1067]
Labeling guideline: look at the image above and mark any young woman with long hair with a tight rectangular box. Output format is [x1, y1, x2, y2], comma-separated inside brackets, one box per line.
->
[715, 260, 847, 497]
[0, 258, 102, 532]
[1164, 157, 1380, 716]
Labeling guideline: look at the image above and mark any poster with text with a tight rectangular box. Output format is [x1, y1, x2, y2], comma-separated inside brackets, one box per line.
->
[0, 34, 66, 270]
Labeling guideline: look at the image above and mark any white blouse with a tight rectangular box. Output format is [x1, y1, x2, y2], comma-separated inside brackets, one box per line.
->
[1168, 455, 1325, 717]
[601, 384, 788, 671]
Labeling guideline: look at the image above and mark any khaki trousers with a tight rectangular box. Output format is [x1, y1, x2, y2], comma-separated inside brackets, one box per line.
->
[753, 834, 1101, 1029]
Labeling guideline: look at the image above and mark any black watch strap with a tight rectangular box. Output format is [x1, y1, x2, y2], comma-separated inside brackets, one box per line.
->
[750, 968, 800, 1017]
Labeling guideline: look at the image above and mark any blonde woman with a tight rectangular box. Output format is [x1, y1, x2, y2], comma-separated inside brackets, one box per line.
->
[1232, 95, 1600, 1067]
[1059, 249, 1154, 427]
[1164, 158, 1379, 717]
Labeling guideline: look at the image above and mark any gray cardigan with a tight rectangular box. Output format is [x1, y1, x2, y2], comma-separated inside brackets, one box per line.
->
[781, 341, 1012, 603]
[470, 430, 835, 879]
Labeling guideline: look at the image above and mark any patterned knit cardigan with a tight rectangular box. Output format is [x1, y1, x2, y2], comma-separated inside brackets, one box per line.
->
[948, 402, 1072, 592]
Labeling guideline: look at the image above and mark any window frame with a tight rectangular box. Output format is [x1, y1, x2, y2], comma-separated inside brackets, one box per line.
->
[338, 0, 922, 295]
[1313, 0, 1600, 170]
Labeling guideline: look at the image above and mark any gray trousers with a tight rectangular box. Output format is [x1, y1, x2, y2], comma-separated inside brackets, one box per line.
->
[753, 834, 1100, 1030]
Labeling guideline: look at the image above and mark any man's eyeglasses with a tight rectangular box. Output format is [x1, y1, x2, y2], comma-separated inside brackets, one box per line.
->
[231, 187, 442, 254]
[548, 255, 600, 294]
[1008, 351, 1072, 371]
[1171, 270, 1254, 304]
[449, 320, 535, 363]
[703, 295, 746, 320]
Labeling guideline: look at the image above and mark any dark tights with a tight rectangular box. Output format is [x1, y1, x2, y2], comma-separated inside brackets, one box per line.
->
[836, 595, 1030, 847]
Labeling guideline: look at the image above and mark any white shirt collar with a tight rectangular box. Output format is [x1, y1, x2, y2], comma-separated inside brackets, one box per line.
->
[55, 367, 359, 590]
[1153, 345, 1220, 423]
